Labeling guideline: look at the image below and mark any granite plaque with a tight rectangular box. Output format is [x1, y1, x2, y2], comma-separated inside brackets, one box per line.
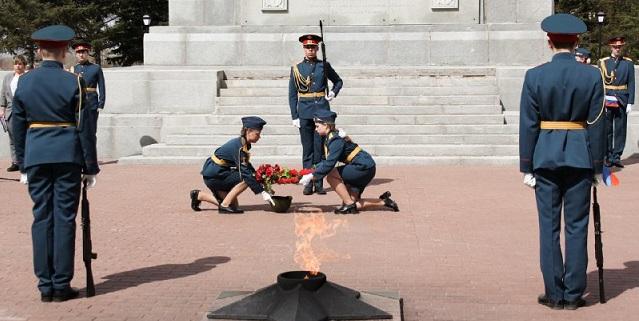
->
[432, 0, 459, 9]
[262, 0, 287, 11]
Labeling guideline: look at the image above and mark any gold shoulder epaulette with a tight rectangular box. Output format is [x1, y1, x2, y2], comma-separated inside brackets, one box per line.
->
[623, 57, 633, 62]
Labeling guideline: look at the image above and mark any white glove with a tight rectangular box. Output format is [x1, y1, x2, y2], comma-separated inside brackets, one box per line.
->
[338, 128, 347, 138]
[593, 174, 604, 186]
[627, 103, 633, 114]
[82, 174, 97, 189]
[261, 191, 275, 205]
[19, 173, 28, 185]
[292, 118, 301, 128]
[325, 91, 336, 102]
[523, 173, 536, 188]
[299, 173, 313, 186]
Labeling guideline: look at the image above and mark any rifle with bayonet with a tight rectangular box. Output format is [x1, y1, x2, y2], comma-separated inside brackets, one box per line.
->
[319, 20, 329, 96]
[593, 186, 606, 303]
[82, 180, 97, 297]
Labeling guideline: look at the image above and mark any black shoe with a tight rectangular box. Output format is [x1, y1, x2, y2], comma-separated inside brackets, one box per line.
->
[383, 197, 399, 212]
[379, 191, 391, 200]
[379, 191, 399, 212]
[218, 205, 244, 214]
[40, 292, 53, 303]
[334, 202, 358, 214]
[190, 190, 202, 211]
[6, 163, 18, 172]
[52, 288, 79, 302]
[612, 161, 625, 168]
[564, 298, 586, 310]
[314, 181, 326, 195]
[537, 294, 563, 310]
[303, 184, 314, 195]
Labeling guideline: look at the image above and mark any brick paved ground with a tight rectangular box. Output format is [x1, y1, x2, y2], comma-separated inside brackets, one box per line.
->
[1, 160, 638, 321]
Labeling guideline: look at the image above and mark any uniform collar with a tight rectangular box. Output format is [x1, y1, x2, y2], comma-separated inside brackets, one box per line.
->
[303, 57, 318, 63]
[551, 52, 575, 62]
[40, 60, 63, 68]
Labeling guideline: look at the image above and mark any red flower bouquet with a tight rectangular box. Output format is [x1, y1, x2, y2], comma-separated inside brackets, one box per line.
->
[255, 164, 314, 194]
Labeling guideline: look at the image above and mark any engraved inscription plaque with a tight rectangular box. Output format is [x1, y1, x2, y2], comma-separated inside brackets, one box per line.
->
[262, 0, 287, 11]
[431, 0, 459, 9]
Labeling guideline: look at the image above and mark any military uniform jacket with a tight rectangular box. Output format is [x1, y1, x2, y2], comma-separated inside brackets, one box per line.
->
[288, 59, 343, 120]
[599, 56, 635, 106]
[11, 60, 99, 174]
[201, 137, 264, 194]
[71, 62, 105, 110]
[519, 52, 606, 174]
[1, 72, 18, 119]
[313, 131, 375, 179]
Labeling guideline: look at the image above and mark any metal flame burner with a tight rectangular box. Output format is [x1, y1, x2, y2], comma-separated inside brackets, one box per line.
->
[207, 271, 393, 321]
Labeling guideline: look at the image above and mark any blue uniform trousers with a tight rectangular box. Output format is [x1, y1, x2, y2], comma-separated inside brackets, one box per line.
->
[27, 163, 82, 294]
[299, 118, 324, 168]
[337, 163, 376, 197]
[534, 167, 591, 303]
[605, 107, 627, 163]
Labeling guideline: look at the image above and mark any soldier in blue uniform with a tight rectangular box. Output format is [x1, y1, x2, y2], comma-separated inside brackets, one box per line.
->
[574, 47, 591, 64]
[12, 25, 100, 302]
[598, 36, 635, 168]
[519, 14, 606, 310]
[299, 110, 399, 214]
[70, 41, 106, 136]
[289, 34, 343, 195]
[190, 116, 274, 213]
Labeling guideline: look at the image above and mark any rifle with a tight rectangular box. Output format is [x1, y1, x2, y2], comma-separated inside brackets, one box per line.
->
[593, 186, 606, 303]
[319, 20, 329, 96]
[82, 180, 97, 297]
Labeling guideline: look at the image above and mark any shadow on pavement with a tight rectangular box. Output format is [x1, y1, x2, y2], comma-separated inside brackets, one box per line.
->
[584, 261, 639, 304]
[88, 256, 231, 296]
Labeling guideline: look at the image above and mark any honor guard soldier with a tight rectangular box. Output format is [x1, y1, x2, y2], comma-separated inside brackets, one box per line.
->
[598, 36, 635, 168]
[299, 110, 399, 214]
[519, 14, 606, 310]
[190, 116, 274, 213]
[70, 41, 106, 135]
[12, 25, 99, 302]
[574, 47, 591, 64]
[289, 34, 343, 195]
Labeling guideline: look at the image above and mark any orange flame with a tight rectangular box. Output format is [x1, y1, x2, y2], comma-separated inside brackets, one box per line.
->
[294, 212, 348, 275]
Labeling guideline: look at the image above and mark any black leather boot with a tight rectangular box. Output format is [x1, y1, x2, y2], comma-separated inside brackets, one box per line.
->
[334, 202, 358, 214]
[303, 183, 314, 195]
[314, 179, 326, 195]
[190, 190, 201, 212]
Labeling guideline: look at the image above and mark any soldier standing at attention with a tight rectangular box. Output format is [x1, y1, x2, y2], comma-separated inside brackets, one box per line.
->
[70, 41, 106, 136]
[598, 36, 635, 168]
[519, 14, 606, 310]
[12, 25, 99, 302]
[289, 34, 343, 195]
[574, 47, 591, 64]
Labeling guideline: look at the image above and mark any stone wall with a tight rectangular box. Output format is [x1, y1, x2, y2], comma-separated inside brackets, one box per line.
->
[169, 0, 552, 26]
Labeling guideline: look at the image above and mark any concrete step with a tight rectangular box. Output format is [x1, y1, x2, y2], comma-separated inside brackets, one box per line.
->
[163, 124, 518, 135]
[164, 134, 519, 146]
[162, 114, 505, 126]
[217, 95, 500, 106]
[222, 67, 497, 79]
[216, 104, 503, 115]
[119, 155, 518, 166]
[220, 86, 499, 97]
[141, 144, 517, 157]
[223, 77, 497, 88]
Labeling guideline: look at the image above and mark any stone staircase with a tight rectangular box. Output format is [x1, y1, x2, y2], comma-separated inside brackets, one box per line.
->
[119, 67, 518, 165]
